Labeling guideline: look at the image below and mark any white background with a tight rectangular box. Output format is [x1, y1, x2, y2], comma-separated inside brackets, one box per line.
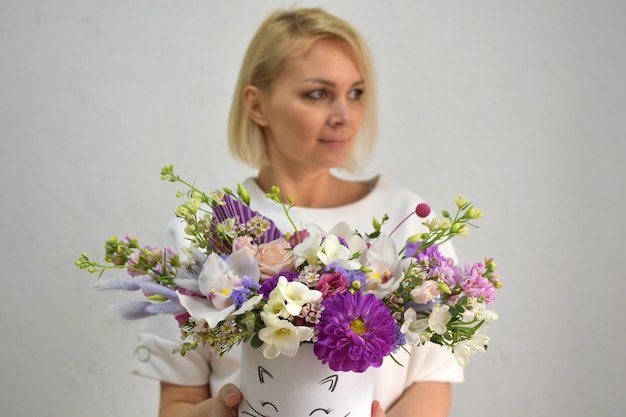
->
[1, 1, 625, 416]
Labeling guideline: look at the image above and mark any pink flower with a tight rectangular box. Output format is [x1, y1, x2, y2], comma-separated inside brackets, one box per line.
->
[256, 238, 296, 281]
[315, 272, 350, 298]
[232, 236, 257, 252]
[288, 230, 309, 248]
[410, 280, 441, 304]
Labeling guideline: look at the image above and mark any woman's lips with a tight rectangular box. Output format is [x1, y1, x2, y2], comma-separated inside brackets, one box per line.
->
[319, 138, 349, 147]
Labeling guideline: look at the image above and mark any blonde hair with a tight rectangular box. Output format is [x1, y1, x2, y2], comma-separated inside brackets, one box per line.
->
[227, 7, 378, 172]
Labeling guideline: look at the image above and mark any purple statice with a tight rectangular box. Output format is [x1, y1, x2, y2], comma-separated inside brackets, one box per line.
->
[314, 291, 396, 372]
[259, 271, 299, 298]
[229, 287, 251, 309]
[392, 324, 407, 353]
[345, 269, 367, 289]
[460, 262, 496, 304]
[229, 276, 262, 308]
[241, 276, 261, 292]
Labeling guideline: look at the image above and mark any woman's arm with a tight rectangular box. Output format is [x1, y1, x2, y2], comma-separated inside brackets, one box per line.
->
[159, 382, 241, 417]
[385, 381, 451, 417]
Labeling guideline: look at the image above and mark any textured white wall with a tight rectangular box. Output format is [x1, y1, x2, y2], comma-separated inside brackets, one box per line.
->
[1, 1, 625, 416]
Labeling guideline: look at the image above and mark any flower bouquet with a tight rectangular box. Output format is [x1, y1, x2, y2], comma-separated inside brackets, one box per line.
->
[77, 165, 501, 415]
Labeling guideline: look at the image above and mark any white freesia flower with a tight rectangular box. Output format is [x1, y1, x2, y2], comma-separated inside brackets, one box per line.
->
[292, 233, 323, 267]
[317, 234, 361, 270]
[453, 333, 490, 366]
[269, 276, 322, 317]
[261, 298, 288, 320]
[400, 308, 429, 345]
[462, 298, 499, 322]
[428, 304, 452, 335]
[176, 248, 261, 328]
[471, 334, 490, 352]
[453, 340, 473, 366]
[258, 317, 314, 358]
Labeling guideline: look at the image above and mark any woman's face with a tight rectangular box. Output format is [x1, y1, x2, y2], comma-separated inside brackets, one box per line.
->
[256, 39, 365, 173]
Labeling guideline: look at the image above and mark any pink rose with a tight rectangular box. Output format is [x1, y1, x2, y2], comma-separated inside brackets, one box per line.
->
[256, 238, 296, 281]
[315, 272, 350, 298]
[410, 280, 441, 304]
[232, 236, 257, 252]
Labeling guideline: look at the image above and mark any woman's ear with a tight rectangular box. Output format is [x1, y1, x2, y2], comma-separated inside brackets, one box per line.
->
[243, 85, 269, 127]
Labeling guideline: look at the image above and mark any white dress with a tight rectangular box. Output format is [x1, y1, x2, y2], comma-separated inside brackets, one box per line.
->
[131, 175, 464, 410]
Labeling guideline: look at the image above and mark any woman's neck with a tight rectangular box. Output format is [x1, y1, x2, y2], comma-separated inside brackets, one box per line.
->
[255, 167, 370, 209]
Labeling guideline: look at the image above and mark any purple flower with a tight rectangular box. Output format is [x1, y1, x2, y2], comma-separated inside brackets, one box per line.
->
[393, 324, 406, 353]
[460, 262, 496, 304]
[126, 252, 142, 277]
[314, 291, 396, 372]
[230, 287, 251, 309]
[405, 242, 446, 266]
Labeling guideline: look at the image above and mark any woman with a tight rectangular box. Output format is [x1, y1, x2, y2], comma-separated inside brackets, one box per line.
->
[132, 8, 463, 417]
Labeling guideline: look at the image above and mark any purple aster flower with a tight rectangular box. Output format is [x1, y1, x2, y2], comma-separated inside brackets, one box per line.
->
[259, 271, 299, 298]
[314, 291, 396, 372]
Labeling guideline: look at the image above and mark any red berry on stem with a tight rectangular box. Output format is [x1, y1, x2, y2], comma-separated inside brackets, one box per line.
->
[415, 203, 431, 218]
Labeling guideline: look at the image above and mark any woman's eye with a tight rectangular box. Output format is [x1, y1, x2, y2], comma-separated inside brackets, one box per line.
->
[306, 89, 327, 99]
[348, 89, 364, 100]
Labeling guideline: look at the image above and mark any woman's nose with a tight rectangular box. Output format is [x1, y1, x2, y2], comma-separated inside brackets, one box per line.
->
[328, 99, 350, 126]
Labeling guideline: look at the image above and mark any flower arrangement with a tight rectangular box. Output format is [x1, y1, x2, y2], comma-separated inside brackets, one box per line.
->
[76, 165, 501, 372]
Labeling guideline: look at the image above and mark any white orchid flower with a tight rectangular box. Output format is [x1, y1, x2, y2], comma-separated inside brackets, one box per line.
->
[176, 248, 261, 328]
[258, 318, 314, 358]
[363, 235, 404, 295]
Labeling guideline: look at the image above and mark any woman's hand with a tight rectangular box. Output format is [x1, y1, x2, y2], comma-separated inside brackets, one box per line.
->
[372, 400, 387, 417]
[159, 382, 241, 417]
[211, 383, 242, 417]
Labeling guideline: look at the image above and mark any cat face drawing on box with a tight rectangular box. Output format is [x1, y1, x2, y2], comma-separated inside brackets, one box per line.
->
[240, 365, 351, 417]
